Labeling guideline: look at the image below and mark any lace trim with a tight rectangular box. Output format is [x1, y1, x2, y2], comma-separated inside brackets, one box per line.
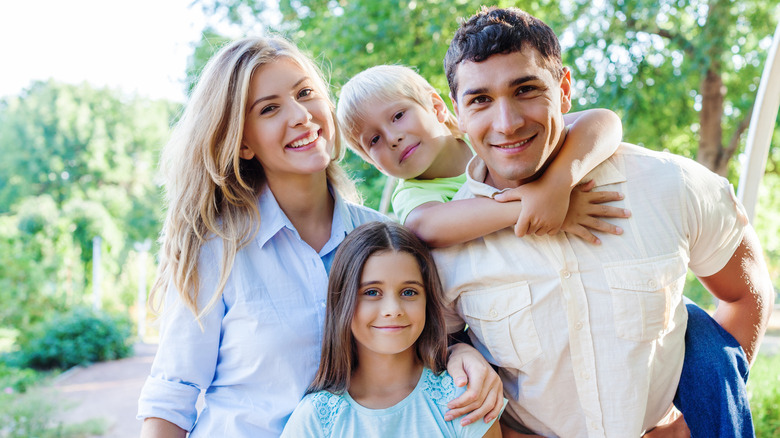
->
[311, 391, 347, 438]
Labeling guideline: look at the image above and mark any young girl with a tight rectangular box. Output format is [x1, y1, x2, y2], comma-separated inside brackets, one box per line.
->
[137, 37, 501, 438]
[282, 221, 505, 437]
[337, 65, 629, 247]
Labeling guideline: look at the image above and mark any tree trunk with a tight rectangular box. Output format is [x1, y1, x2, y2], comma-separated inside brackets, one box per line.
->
[698, 68, 729, 176]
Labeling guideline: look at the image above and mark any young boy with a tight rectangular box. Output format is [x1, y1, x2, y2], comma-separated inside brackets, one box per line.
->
[337, 65, 628, 247]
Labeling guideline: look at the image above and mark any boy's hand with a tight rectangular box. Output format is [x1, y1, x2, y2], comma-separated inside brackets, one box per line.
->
[445, 343, 504, 426]
[562, 181, 630, 244]
[493, 178, 570, 237]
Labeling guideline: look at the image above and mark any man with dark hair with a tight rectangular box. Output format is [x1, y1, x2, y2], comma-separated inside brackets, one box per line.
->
[434, 6, 773, 438]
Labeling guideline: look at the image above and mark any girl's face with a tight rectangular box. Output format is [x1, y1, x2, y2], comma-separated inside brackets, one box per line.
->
[240, 58, 334, 183]
[355, 95, 452, 180]
[351, 250, 426, 360]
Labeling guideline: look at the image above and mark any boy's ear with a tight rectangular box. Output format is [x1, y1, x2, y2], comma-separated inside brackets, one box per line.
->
[559, 67, 572, 114]
[238, 143, 255, 160]
[430, 92, 448, 123]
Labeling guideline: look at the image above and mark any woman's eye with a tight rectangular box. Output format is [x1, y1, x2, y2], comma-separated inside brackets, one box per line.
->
[393, 111, 404, 122]
[298, 88, 313, 98]
[400, 289, 418, 297]
[260, 105, 278, 115]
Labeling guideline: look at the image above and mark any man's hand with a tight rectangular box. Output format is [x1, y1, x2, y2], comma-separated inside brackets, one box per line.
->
[445, 343, 504, 426]
[642, 407, 690, 438]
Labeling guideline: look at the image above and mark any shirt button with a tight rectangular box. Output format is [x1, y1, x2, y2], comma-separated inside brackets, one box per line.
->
[648, 279, 657, 288]
[575, 322, 583, 330]
[490, 309, 498, 318]
[562, 270, 571, 279]
[591, 422, 600, 430]
[581, 371, 589, 380]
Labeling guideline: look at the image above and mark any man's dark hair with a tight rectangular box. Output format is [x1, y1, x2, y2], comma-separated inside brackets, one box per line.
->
[444, 6, 564, 100]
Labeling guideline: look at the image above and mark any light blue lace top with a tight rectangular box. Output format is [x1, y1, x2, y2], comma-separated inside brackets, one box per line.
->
[280, 368, 504, 437]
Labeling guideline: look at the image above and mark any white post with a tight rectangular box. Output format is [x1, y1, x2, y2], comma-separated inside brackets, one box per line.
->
[737, 22, 780, 222]
[134, 239, 152, 339]
[92, 236, 102, 311]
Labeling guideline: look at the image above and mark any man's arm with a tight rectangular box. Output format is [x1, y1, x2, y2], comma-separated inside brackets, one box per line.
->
[698, 226, 773, 365]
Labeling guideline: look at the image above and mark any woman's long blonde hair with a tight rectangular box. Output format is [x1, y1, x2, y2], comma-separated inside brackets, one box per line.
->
[152, 36, 357, 323]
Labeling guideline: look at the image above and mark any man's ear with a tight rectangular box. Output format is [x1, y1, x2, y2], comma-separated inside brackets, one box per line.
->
[238, 143, 255, 160]
[431, 92, 448, 123]
[449, 92, 466, 132]
[560, 67, 572, 114]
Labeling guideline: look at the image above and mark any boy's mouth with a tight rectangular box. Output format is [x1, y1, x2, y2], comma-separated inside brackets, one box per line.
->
[399, 142, 420, 163]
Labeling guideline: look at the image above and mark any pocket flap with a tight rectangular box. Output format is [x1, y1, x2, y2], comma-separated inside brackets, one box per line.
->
[604, 253, 686, 292]
[459, 281, 532, 321]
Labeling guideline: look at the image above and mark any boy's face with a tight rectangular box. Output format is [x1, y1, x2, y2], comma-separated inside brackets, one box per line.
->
[354, 95, 452, 180]
[452, 47, 572, 190]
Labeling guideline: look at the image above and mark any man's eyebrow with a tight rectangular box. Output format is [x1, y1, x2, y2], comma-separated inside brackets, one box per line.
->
[248, 77, 308, 112]
[460, 75, 541, 101]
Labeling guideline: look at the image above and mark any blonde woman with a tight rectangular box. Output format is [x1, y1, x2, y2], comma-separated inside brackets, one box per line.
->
[137, 36, 503, 438]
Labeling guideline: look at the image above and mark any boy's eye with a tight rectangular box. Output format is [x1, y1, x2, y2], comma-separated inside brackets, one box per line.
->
[368, 135, 380, 147]
[400, 289, 418, 297]
[392, 111, 404, 122]
[298, 87, 314, 99]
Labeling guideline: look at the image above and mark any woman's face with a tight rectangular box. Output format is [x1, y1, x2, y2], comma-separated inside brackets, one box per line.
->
[240, 58, 334, 183]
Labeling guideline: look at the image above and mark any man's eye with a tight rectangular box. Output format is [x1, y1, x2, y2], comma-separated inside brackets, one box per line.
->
[469, 96, 490, 105]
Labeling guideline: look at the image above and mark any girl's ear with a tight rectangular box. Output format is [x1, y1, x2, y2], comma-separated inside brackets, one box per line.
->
[238, 143, 256, 160]
[430, 92, 448, 124]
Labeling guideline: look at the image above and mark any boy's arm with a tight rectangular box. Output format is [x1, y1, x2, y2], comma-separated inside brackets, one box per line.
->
[407, 188, 628, 248]
[496, 109, 623, 237]
[405, 199, 522, 248]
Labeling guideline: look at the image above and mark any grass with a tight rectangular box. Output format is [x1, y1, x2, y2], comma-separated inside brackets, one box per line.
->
[748, 352, 780, 438]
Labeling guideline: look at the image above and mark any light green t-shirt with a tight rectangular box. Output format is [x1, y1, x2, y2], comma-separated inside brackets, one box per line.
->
[280, 368, 504, 438]
[391, 174, 468, 224]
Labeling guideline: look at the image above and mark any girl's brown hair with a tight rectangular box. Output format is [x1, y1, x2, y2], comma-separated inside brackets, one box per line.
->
[308, 221, 448, 395]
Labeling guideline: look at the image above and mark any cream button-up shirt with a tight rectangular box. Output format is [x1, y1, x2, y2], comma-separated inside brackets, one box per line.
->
[433, 144, 747, 438]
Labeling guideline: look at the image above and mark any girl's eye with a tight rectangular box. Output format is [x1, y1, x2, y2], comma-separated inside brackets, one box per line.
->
[260, 104, 278, 115]
[363, 289, 380, 297]
[298, 88, 314, 99]
[400, 289, 418, 297]
[369, 135, 380, 147]
[392, 111, 404, 122]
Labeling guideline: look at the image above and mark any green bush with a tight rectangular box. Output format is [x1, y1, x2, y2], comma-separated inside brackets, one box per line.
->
[14, 307, 132, 370]
[0, 389, 107, 438]
[749, 353, 780, 438]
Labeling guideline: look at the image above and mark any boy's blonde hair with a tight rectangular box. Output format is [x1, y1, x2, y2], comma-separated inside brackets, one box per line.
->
[337, 65, 462, 166]
[153, 36, 357, 323]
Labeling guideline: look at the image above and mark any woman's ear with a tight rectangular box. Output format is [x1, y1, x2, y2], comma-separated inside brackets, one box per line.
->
[430, 92, 448, 123]
[238, 143, 255, 160]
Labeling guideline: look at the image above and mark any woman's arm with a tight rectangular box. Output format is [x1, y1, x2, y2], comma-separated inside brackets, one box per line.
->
[141, 418, 187, 438]
[496, 109, 623, 237]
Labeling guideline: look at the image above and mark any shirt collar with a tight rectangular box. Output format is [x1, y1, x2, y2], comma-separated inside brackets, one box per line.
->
[255, 184, 355, 256]
[463, 154, 626, 198]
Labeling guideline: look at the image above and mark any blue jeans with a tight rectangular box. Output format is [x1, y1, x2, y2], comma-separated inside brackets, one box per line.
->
[674, 302, 754, 437]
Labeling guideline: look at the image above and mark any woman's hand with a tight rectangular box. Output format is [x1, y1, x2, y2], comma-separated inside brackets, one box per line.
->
[445, 343, 504, 426]
[561, 180, 630, 244]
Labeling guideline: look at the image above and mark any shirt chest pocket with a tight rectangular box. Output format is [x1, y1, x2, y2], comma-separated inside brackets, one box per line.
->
[604, 253, 686, 343]
[458, 281, 542, 369]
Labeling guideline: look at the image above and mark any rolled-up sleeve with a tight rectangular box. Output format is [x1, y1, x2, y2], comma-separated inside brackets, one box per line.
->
[137, 243, 224, 431]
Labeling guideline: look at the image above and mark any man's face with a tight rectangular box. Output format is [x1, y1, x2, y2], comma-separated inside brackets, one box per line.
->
[452, 48, 572, 189]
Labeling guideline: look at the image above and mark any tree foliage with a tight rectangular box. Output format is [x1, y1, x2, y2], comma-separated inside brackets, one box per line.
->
[0, 81, 179, 329]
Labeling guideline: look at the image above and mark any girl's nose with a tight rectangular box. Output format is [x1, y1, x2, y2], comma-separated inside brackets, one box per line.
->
[381, 296, 403, 316]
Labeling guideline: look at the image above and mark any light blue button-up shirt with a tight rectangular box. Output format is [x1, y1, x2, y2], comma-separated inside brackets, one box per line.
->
[137, 186, 385, 437]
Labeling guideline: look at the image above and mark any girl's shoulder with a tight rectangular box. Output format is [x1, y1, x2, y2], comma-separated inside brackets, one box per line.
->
[282, 391, 349, 437]
[419, 368, 466, 406]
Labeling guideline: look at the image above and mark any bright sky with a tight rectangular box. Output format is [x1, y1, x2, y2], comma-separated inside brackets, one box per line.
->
[0, 0, 208, 102]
